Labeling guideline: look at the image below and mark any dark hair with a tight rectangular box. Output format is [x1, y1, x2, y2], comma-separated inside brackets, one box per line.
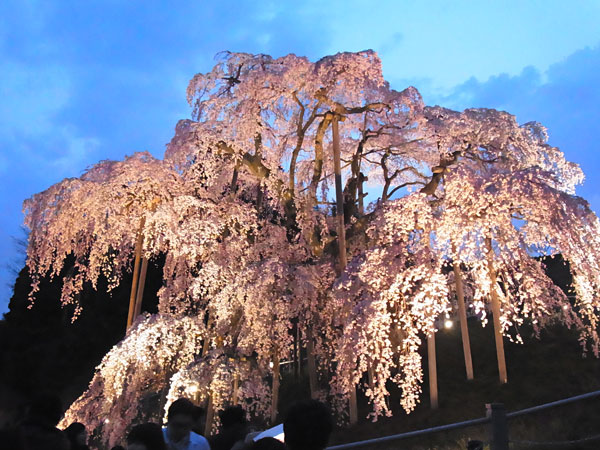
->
[251, 437, 287, 450]
[193, 405, 205, 421]
[283, 400, 332, 450]
[167, 398, 196, 421]
[127, 423, 166, 450]
[64, 422, 86, 441]
[110, 447, 125, 450]
[218, 405, 246, 428]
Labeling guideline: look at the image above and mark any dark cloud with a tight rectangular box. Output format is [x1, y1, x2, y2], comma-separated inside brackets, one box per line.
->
[432, 44, 600, 213]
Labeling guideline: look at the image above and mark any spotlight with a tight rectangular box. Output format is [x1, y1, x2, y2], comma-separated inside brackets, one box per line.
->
[444, 319, 453, 329]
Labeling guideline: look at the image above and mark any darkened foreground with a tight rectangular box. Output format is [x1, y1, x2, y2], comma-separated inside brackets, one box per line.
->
[328, 322, 600, 449]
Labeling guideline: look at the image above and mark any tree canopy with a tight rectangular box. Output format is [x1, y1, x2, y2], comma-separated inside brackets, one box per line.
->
[23, 50, 600, 445]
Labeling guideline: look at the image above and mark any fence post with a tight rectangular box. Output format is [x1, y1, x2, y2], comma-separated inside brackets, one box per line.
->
[486, 403, 508, 450]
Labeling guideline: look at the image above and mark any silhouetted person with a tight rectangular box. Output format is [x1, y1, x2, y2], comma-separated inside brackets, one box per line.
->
[283, 400, 332, 450]
[65, 422, 89, 450]
[249, 437, 286, 450]
[191, 405, 206, 437]
[127, 422, 166, 450]
[18, 393, 70, 450]
[163, 398, 210, 450]
[209, 406, 247, 450]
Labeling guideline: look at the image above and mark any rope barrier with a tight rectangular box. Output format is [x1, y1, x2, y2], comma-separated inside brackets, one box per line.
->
[506, 389, 600, 418]
[326, 416, 490, 449]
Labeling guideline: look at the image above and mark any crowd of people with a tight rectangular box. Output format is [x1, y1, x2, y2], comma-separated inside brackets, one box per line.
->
[0, 394, 333, 450]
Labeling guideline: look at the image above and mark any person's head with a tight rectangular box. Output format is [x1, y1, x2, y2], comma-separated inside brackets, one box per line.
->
[283, 400, 332, 450]
[127, 422, 166, 450]
[166, 398, 196, 442]
[251, 437, 287, 450]
[218, 405, 246, 429]
[64, 422, 87, 445]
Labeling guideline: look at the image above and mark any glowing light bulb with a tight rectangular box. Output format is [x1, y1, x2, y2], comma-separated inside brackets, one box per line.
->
[444, 320, 453, 329]
[269, 361, 274, 369]
[104, 418, 110, 424]
[563, 304, 569, 310]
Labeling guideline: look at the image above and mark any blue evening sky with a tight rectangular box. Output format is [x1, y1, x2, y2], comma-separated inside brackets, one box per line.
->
[1, 0, 599, 314]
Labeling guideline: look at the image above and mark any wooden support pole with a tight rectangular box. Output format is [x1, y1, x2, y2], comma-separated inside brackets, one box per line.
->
[293, 321, 300, 379]
[367, 364, 375, 391]
[204, 394, 214, 437]
[202, 329, 223, 436]
[127, 217, 145, 329]
[202, 318, 213, 357]
[332, 114, 358, 424]
[452, 245, 474, 380]
[271, 356, 280, 423]
[486, 403, 509, 450]
[133, 256, 148, 318]
[306, 326, 319, 399]
[427, 332, 438, 409]
[232, 372, 239, 406]
[485, 237, 508, 384]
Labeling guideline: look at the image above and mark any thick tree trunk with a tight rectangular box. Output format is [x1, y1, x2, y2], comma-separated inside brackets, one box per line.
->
[230, 167, 239, 192]
[306, 326, 318, 399]
[358, 173, 365, 215]
[332, 117, 348, 272]
[427, 333, 438, 409]
[332, 114, 358, 424]
[452, 246, 474, 380]
[485, 237, 508, 384]
[127, 217, 146, 329]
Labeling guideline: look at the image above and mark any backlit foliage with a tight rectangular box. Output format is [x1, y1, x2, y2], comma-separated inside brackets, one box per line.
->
[25, 51, 600, 444]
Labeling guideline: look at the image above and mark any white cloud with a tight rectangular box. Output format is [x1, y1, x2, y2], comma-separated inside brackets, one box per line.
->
[49, 126, 102, 176]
